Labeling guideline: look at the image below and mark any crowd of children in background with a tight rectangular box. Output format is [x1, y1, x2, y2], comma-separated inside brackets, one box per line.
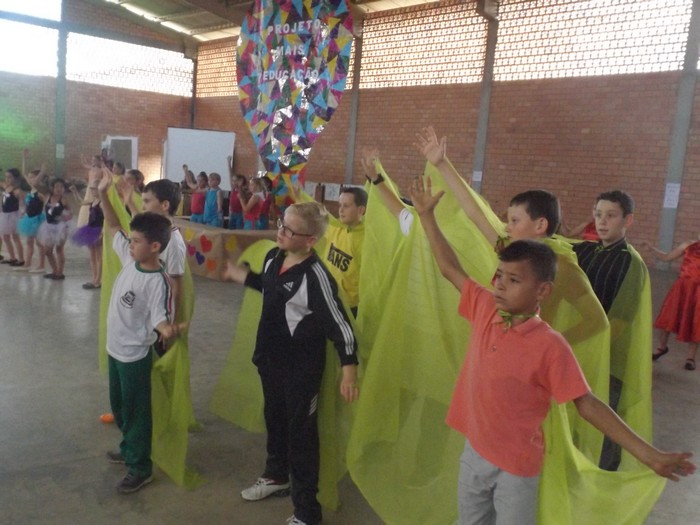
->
[182, 159, 274, 230]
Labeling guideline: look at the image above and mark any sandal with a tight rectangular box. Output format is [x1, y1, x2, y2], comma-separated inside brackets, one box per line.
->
[684, 358, 696, 371]
[652, 346, 669, 361]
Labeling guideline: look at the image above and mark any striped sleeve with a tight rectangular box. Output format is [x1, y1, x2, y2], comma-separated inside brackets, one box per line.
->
[311, 261, 358, 366]
[149, 270, 174, 329]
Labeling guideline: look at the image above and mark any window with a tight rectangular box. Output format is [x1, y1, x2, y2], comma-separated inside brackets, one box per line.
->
[66, 33, 193, 96]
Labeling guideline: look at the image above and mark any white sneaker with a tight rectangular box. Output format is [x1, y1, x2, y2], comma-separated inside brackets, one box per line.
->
[240, 477, 290, 501]
[286, 516, 307, 525]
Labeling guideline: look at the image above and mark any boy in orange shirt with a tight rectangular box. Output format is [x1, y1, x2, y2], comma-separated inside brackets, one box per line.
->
[410, 176, 695, 525]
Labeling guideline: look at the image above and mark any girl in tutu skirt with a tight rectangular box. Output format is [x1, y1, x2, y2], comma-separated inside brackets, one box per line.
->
[70, 183, 103, 289]
[0, 168, 26, 267]
[38, 179, 72, 280]
[17, 159, 48, 273]
[646, 236, 700, 370]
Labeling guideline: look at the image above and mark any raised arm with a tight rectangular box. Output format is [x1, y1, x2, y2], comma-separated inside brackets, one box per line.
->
[97, 168, 122, 237]
[640, 240, 691, 262]
[227, 156, 234, 179]
[240, 192, 261, 213]
[410, 176, 468, 291]
[414, 126, 500, 246]
[361, 148, 406, 219]
[574, 392, 695, 481]
[183, 165, 198, 190]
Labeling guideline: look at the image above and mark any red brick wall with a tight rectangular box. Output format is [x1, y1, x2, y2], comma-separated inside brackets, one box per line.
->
[65, 82, 190, 181]
[484, 73, 678, 251]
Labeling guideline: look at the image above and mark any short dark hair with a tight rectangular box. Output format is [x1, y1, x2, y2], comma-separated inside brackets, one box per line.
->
[5, 167, 21, 182]
[596, 190, 634, 216]
[130, 212, 171, 253]
[340, 186, 368, 207]
[509, 190, 560, 236]
[143, 179, 181, 216]
[499, 240, 557, 282]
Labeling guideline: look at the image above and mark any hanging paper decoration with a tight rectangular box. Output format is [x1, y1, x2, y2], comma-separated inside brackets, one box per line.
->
[237, 0, 354, 179]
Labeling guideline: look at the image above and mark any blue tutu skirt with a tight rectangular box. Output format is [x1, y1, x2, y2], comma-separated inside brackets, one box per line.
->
[71, 225, 102, 247]
[18, 213, 45, 238]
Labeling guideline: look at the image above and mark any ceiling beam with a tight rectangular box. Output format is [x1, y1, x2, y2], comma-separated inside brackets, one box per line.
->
[184, 0, 251, 25]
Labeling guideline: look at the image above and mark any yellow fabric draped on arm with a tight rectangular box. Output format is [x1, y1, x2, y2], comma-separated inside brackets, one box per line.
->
[347, 163, 663, 524]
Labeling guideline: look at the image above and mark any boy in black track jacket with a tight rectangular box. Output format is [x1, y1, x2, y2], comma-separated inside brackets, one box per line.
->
[224, 201, 359, 525]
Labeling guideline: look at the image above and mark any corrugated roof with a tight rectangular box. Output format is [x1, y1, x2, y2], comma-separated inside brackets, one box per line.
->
[95, 0, 441, 42]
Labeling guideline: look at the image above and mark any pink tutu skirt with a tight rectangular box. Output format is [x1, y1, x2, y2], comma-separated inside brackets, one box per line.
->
[37, 221, 70, 248]
[0, 211, 19, 236]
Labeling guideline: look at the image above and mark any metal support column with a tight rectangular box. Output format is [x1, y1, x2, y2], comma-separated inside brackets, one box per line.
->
[471, 17, 498, 194]
[55, 15, 67, 178]
[344, 30, 363, 184]
[656, 0, 700, 266]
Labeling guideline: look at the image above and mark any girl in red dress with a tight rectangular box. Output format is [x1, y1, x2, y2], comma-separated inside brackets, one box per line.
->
[647, 238, 700, 370]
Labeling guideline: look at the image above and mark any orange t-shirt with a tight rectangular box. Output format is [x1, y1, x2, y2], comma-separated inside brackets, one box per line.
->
[446, 279, 590, 477]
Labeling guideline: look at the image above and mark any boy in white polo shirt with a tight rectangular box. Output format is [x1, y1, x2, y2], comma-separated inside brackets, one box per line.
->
[98, 172, 183, 494]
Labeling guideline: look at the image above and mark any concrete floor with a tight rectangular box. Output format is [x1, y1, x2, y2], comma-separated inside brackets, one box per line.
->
[0, 244, 698, 524]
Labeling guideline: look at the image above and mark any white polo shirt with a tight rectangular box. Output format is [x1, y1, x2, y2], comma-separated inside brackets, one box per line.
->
[107, 231, 173, 363]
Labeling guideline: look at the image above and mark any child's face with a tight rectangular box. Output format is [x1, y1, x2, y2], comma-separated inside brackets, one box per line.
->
[338, 192, 365, 227]
[506, 204, 547, 241]
[594, 200, 631, 247]
[129, 231, 159, 263]
[276, 211, 314, 253]
[208, 176, 220, 188]
[142, 190, 169, 216]
[52, 182, 65, 197]
[197, 175, 208, 189]
[492, 260, 551, 315]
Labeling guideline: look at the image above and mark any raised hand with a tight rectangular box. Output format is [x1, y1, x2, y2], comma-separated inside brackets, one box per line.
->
[360, 147, 380, 181]
[409, 176, 444, 216]
[414, 126, 447, 165]
[97, 167, 113, 194]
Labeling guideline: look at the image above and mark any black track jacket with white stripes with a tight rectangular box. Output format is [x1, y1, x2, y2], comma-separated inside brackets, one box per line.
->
[244, 247, 358, 376]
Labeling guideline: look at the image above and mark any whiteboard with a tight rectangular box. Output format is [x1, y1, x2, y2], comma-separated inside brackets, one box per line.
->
[162, 127, 236, 191]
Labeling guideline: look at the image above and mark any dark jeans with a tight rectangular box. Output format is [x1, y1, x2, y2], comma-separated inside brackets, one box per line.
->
[259, 367, 323, 525]
[599, 375, 623, 471]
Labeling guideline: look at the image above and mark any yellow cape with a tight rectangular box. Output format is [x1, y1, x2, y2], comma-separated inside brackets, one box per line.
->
[346, 162, 663, 524]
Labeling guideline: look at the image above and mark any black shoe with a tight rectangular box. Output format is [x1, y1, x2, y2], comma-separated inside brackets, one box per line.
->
[52, 274, 65, 280]
[106, 450, 125, 464]
[652, 346, 669, 361]
[9, 260, 24, 267]
[117, 472, 153, 494]
[44, 273, 56, 279]
[2, 259, 17, 265]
